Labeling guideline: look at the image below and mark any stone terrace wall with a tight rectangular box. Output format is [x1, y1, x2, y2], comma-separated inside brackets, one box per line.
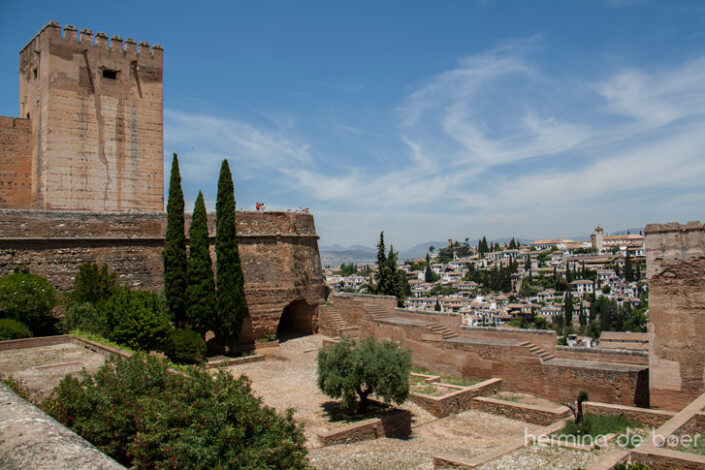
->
[555, 346, 649, 366]
[461, 326, 557, 352]
[646, 220, 705, 411]
[367, 319, 649, 407]
[0, 209, 325, 340]
[0, 117, 32, 209]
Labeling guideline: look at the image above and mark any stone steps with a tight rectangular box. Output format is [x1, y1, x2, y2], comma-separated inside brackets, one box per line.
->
[519, 341, 555, 362]
[429, 322, 459, 339]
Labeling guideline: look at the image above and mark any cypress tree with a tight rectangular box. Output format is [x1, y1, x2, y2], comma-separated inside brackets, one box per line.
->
[424, 253, 436, 283]
[186, 191, 216, 334]
[564, 292, 573, 326]
[215, 160, 247, 346]
[375, 231, 393, 295]
[164, 153, 187, 327]
[624, 250, 634, 282]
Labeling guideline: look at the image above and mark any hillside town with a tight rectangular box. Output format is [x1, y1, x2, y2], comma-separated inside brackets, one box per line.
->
[325, 226, 648, 346]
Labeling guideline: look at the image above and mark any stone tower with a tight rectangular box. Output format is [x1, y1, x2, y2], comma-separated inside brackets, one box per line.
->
[591, 226, 604, 251]
[646, 221, 705, 410]
[13, 21, 163, 212]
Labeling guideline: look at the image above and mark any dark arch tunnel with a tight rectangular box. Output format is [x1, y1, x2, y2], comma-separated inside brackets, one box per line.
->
[276, 299, 315, 341]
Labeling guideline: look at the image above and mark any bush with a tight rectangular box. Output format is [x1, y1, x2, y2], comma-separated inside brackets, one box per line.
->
[0, 273, 57, 335]
[318, 336, 411, 413]
[0, 318, 32, 341]
[68, 263, 119, 306]
[61, 302, 109, 335]
[43, 354, 308, 469]
[101, 290, 173, 351]
[163, 329, 206, 364]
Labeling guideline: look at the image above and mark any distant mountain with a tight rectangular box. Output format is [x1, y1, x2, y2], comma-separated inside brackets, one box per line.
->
[397, 241, 447, 261]
[320, 248, 377, 268]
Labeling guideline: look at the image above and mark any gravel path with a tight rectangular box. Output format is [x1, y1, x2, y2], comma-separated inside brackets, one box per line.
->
[0, 342, 105, 400]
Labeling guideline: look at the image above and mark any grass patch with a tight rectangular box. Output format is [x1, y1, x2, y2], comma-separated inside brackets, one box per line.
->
[679, 433, 705, 455]
[410, 366, 477, 387]
[493, 392, 521, 403]
[412, 383, 447, 397]
[70, 329, 195, 372]
[0, 374, 31, 401]
[554, 413, 642, 438]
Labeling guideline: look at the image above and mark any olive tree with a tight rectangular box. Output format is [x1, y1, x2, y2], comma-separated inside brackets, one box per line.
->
[317, 336, 411, 414]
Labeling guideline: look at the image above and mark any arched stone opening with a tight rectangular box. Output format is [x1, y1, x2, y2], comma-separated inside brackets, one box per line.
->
[276, 299, 314, 341]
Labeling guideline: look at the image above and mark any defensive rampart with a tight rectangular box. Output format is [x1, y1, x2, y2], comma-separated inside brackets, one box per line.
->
[0, 209, 325, 340]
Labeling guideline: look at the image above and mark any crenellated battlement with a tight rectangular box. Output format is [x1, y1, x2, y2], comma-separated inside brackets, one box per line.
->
[645, 220, 705, 269]
[20, 21, 163, 65]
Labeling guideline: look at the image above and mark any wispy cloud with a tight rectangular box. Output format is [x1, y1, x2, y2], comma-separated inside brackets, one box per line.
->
[164, 39, 705, 247]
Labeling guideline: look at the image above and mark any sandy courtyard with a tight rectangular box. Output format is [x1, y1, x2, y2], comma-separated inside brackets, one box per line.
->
[225, 335, 547, 469]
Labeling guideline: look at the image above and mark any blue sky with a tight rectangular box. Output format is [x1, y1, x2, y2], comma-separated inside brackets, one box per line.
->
[1, 1, 704, 249]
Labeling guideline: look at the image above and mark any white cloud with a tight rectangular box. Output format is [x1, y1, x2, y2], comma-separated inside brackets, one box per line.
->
[163, 42, 705, 248]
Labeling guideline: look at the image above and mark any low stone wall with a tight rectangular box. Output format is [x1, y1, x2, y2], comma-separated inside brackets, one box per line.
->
[583, 401, 676, 427]
[556, 346, 649, 366]
[460, 326, 557, 353]
[0, 383, 125, 469]
[0, 335, 72, 351]
[626, 447, 705, 470]
[470, 396, 570, 425]
[316, 408, 411, 446]
[410, 378, 502, 418]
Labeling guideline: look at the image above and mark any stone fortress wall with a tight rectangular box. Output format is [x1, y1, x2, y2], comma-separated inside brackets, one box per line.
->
[646, 220, 705, 411]
[1, 21, 164, 212]
[0, 209, 326, 341]
[0, 117, 32, 208]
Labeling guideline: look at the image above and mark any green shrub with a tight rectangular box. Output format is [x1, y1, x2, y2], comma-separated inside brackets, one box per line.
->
[318, 336, 411, 413]
[43, 354, 308, 469]
[163, 329, 206, 364]
[101, 290, 173, 351]
[556, 413, 641, 438]
[0, 318, 32, 341]
[614, 463, 649, 470]
[61, 302, 109, 335]
[0, 273, 57, 335]
[68, 263, 119, 306]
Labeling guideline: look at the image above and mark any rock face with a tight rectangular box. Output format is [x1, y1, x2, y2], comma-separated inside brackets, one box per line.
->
[1, 21, 163, 212]
[0, 209, 326, 341]
[646, 221, 705, 411]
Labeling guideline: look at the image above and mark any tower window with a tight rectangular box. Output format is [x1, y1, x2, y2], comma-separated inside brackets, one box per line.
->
[102, 69, 118, 79]
[33, 68, 38, 79]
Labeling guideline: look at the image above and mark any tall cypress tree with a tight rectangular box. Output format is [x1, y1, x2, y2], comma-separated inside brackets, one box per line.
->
[186, 191, 216, 334]
[375, 231, 393, 295]
[215, 160, 247, 346]
[164, 153, 187, 327]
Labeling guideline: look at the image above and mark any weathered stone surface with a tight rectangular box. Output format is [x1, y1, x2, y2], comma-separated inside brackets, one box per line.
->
[0, 117, 32, 209]
[0, 209, 326, 340]
[0, 383, 125, 469]
[5, 21, 164, 211]
[646, 221, 705, 411]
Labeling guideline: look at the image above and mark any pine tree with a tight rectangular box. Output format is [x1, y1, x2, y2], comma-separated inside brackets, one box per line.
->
[186, 191, 216, 334]
[215, 160, 247, 346]
[164, 154, 187, 327]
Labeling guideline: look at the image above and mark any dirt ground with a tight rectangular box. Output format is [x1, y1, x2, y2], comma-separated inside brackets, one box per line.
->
[0, 342, 106, 401]
[225, 335, 547, 469]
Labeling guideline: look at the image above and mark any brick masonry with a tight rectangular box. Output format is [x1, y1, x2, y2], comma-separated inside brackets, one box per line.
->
[0, 118, 32, 208]
[0, 209, 326, 340]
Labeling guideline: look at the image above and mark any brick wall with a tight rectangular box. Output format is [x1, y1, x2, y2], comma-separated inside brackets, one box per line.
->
[0, 117, 32, 209]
